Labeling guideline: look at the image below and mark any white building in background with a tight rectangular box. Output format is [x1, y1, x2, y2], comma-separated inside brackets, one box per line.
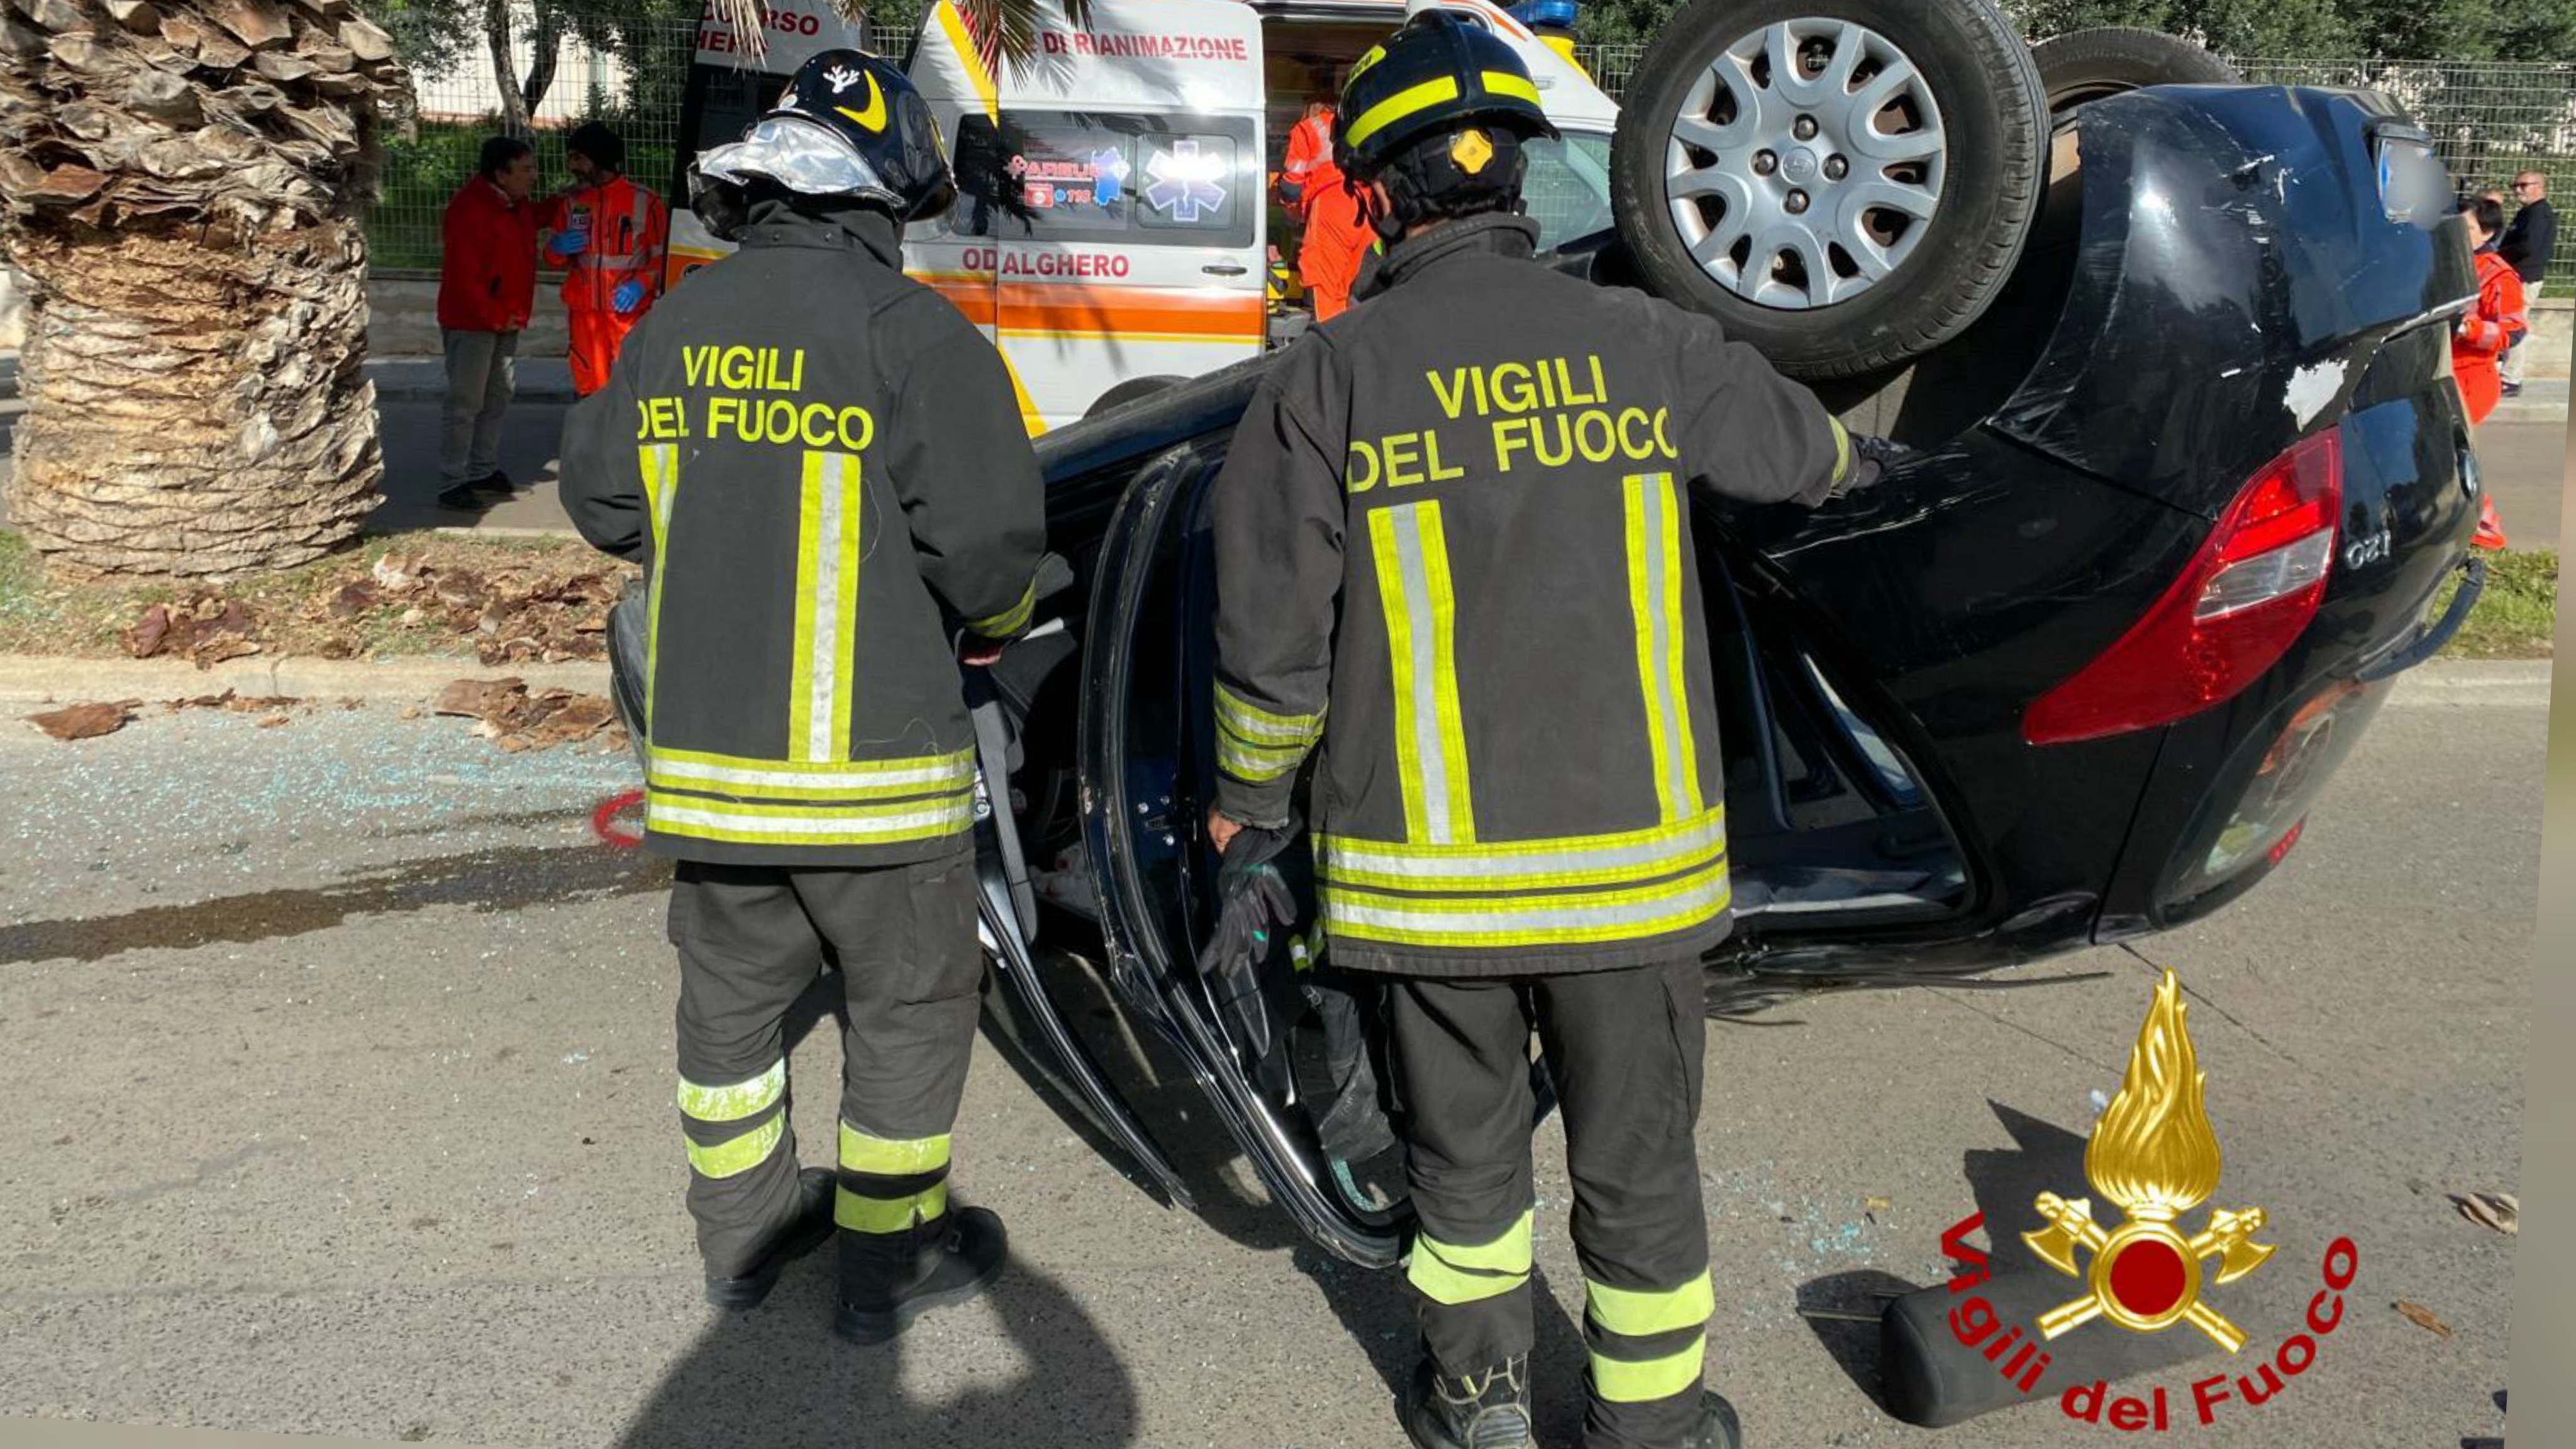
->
[409, 6, 629, 126]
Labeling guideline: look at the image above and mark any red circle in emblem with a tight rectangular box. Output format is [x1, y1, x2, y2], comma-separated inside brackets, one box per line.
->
[2107, 1236, 2190, 1319]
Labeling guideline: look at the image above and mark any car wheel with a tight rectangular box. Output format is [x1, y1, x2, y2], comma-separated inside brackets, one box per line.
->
[1608, 0, 2048, 379]
[1084, 375, 1184, 419]
[2031, 27, 2240, 118]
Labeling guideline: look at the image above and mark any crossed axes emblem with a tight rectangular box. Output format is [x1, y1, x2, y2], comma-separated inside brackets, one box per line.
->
[2025, 1194, 2277, 1352]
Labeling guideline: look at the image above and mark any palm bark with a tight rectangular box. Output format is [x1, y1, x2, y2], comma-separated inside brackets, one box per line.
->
[1, 0, 406, 579]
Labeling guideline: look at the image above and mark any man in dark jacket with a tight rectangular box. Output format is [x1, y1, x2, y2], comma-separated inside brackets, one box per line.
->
[436, 136, 540, 511]
[1204, 16, 1893, 1449]
[2500, 172, 2555, 396]
[560, 50, 1043, 1343]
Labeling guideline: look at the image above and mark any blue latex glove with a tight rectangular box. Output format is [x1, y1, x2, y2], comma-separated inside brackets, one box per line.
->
[612, 279, 645, 316]
[546, 230, 589, 260]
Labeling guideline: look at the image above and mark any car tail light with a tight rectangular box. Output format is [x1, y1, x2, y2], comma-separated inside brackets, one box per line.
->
[2024, 431, 2343, 746]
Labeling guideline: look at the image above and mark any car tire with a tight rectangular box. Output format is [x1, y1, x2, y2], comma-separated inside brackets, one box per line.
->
[2031, 27, 2240, 118]
[1085, 375, 1184, 419]
[1609, 0, 2048, 380]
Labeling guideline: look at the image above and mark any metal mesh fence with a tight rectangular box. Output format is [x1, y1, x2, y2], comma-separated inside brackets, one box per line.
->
[370, 15, 909, 274]
[369, 27, 2575, 289]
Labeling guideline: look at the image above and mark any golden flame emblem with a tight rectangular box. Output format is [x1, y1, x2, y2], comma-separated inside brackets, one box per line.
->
[2024, 970, 2275, 1351]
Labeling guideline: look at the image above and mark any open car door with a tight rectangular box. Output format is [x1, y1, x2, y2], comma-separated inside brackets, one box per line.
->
[1077, 438, 1426, 1269]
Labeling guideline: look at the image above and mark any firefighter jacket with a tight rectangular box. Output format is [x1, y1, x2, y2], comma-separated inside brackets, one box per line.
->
[562, 199, 1046, 867]
[2454, 248, 2528, 425]
[436, 177, 538, 333]
[1209, 214, 1853, 976]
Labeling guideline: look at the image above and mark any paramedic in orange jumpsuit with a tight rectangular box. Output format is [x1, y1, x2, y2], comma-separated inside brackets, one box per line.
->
[538, 122, 670, 397]
[1278, 91, 1372, 320]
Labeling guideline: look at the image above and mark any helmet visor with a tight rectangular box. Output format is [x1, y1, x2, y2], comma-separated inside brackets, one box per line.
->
[693, 115, 897, 204]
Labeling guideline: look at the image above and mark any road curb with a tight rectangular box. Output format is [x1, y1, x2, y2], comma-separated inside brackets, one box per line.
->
[0, 654, 609, 705]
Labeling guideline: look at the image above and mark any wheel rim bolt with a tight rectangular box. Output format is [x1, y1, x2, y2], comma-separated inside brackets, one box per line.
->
[1824, 155, 1848, 180]
[1785, 189, 1811, 214]
[1753, 150, 1779, 175]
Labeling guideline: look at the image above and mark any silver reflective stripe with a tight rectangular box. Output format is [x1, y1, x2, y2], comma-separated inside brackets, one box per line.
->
[650, 800, 972, 838]
[805, 452, 853, 763]
[1387, 506, 1460, 845]
[1326, 867, 1730, 945]
[651, 755, 971, 793]
[1634, 474, 1695, 820]
[1324, 812, 1724, 888]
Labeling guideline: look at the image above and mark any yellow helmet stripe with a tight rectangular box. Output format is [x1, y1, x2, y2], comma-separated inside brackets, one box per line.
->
[1482, 70, 1541, 104]
[1342, 75, 1463, 150]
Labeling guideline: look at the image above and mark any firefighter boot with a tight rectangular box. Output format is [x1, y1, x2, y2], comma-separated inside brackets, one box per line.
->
[1687, 1391, 1745, 1449]
[702, 1167, 836, 1310]
[833, 1205, 1008, 1344]
[1401, 1355, 1535, 1449]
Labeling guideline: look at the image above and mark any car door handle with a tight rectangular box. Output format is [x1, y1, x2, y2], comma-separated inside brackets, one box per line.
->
[1202, 264, 1248, 276]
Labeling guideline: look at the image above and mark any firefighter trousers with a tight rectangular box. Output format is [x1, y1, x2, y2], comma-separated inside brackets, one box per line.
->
[1389, 956, 1712, 1449]
[668, 850, 982, 1279]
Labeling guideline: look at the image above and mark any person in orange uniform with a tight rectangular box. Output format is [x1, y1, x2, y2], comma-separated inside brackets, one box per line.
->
[1277, 81, 1373, 321]
[2453, 195, 2528, 426]
[538, 123, 670, 397]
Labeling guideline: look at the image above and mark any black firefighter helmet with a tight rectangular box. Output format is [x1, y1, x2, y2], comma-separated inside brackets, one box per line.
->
[690, 48, 956, 235]
[1333, 12, 1557, 224]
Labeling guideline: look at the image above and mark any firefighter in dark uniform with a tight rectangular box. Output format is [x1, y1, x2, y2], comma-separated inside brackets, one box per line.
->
[561, 50, 1041, 1342]
[1204, 16, 1894, 1448]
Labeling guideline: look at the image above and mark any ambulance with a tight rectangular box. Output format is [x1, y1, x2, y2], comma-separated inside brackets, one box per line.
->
[667, 0, 1621, 431]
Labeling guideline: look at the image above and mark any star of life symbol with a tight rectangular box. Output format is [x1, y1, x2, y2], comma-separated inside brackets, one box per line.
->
[1143, 139, 1227, 223]
[822, 64, 862, 94]
[2023, 970, 2277, 1352]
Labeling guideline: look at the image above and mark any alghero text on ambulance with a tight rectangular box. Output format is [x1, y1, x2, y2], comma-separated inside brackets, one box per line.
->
[634, 347, 875, 455]
[1345, 353, 1683, 492]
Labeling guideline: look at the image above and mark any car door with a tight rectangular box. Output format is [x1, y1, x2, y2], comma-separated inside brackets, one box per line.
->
[1075, 432, 1417, 1269]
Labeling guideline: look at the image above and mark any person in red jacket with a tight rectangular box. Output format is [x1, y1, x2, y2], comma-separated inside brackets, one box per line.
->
[436, 136, 541, 511]
[1277, 82, 1372, 321]
[2453, 196, 2529, 426]
[536, 123, 669, 397]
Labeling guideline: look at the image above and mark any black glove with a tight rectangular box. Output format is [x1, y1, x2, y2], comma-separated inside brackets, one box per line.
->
[1199, 818, 1302, 1069]
[1204, 819, 1299, 974]
[1833, 432, 1914, 497]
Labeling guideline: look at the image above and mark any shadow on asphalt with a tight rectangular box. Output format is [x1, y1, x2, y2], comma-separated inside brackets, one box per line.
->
[613, 1249, 1143, 1449]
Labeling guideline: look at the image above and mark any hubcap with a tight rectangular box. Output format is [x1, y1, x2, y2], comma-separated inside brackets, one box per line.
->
[1660, 18, 1948, 309]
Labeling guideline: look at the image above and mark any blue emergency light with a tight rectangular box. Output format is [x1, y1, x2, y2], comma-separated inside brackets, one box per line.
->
[1507, 0, 1581, 30]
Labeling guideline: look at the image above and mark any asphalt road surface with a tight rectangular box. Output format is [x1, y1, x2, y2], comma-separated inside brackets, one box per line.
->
[0, 660, 2545, 1448]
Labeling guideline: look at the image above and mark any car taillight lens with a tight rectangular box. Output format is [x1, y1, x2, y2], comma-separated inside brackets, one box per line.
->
[2024, 431, 2343, 746]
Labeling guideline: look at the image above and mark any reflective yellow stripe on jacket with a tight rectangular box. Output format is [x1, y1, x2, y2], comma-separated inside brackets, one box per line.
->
[1323, 484, 1732, 952]
[646, 745, 977, 848]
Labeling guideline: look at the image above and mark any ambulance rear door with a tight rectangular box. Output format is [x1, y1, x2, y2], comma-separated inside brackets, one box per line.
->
[665, 0, 871, 292]
[907, 0, 1269, 432]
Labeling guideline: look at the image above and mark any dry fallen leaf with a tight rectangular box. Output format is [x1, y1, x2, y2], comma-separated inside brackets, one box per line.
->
[1864, 1195, 1893, 1214]
[122, 603, 172, 659]
[399, 704, 423, 721]
[2393, 1301, 2453, 1338]
[327, 580, 378, 620]
[28, 700, 141, 741]
[2451, 1192, 2519, 1235]
[256, 714, 291, 730]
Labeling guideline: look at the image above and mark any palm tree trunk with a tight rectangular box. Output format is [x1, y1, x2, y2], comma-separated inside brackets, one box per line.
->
[0, 0, 406, 580]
